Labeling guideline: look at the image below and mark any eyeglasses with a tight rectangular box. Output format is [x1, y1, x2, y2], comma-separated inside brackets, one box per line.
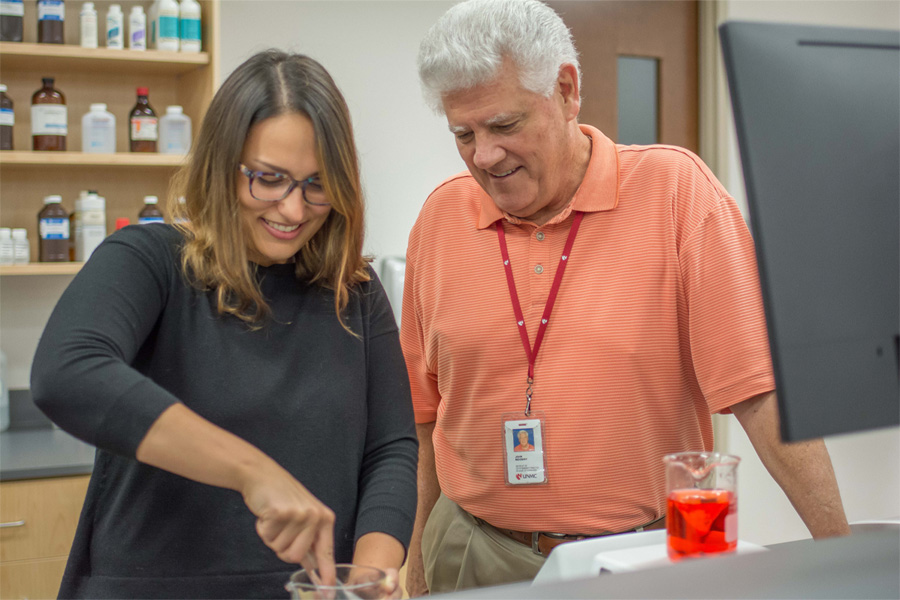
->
[239, 164, 330, 206]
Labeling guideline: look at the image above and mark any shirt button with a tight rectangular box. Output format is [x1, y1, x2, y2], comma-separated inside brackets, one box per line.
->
[534, 265, 544, 274]
[536, 232, 545, 241]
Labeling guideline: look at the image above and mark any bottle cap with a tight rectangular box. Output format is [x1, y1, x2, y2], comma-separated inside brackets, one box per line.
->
[166, 105, 184, 114]
[44, 195, 63, 204]
[144, 195, 159, 204]
[42, 77, 54, 86]
[11, 228, 27, 240]
[0, 84, 6, 93]
[0, 228, 11, 240]
[90, 103, 108, 112]
[109, 3, 122, 12]
[115, 218, 130, 230]
[130, 5, 144, 13]
[137, 87, 149, 96]
[83, 2, 95, 10]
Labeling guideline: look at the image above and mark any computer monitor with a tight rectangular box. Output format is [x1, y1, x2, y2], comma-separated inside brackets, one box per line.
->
[719, 21, 899, 441]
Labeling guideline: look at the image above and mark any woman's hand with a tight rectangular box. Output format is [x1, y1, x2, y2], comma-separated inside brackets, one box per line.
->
[381, 567, 402, 600]
[241, 461, 337, 584]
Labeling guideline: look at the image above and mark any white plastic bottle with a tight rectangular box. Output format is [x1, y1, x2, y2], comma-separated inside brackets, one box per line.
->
[0, 228, 13, 265]
[155, 0, 179, 51]
[178, 0, 200, 53]
[148, 0, 159, 47]
[81, 103, 116, 153]
[105, 3, 123, 49]
[159, 105, 191, 154]
[128, 5, 146, 50]
[74, 191, 106, 261]
[79, 1, 97, 48]
[11, 228, 29, 264]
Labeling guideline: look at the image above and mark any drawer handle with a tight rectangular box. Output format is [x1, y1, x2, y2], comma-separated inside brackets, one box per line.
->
[0, 520, 26, 528]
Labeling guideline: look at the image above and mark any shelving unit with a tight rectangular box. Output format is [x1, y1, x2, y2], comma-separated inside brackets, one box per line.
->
[0, 0, 219, 273]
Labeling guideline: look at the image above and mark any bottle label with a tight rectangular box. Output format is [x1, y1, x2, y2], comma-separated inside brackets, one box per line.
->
[130, 27, 146, 49]
[0, 108, 13, 127]
[0, 1, 25, 18]
[107, 23, 122, 47]
[31, 105, 67, 136]
[76, 209, 105, 227]
[39, 217, 70, 240]
[181, 18, 200, 42]
[37, 0, 64, 20]
[138, 216, 165, 225]
[74, 224, 105, 261]
[131, 117, 158, 141]
[159, 14, 177, 39]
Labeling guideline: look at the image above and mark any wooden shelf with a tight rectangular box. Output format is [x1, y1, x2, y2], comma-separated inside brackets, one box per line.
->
[0, 263, 84, 276]
[0, 151, 187, 167]
[0, 42, 209, 75]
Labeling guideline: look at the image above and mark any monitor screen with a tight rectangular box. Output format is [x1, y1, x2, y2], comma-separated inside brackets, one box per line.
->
[719, 21, 899, 441]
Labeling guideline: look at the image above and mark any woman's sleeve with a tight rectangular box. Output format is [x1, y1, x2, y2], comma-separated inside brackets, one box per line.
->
[30, 226, 182, 458]
[353, 272, 419, 552]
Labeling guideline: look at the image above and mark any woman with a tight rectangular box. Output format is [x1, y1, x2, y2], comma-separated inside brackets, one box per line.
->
[31, 51, 417, 599]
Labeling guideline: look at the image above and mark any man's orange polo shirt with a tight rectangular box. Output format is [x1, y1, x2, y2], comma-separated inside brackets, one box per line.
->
[400, 125, 775, 534]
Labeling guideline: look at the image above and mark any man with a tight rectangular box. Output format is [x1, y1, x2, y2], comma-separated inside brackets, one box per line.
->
[514, 430, 534, 452]
[400, 0, 851, 596]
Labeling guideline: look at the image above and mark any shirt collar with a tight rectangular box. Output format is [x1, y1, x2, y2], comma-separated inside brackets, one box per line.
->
[476, 124, 619, 229]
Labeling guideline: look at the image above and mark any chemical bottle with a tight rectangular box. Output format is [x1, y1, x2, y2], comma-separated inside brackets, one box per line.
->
[38, 195, 70, 262]
[128, 5, 146, 50]
[11, 228, 29, 264]
[148, 0, 159, 47]
[178, 0, 200, 53]
[105, 3, 123, 49]
[129, 87, 157, 152]
[74, 191, 106, 261]
[1, 349, 9, 432]
[37, 0, 64, 43]
[31, 77, 66, 151]
[80, 1, 98, 48]
[68, 190, 86, 260]
[138, 196, 165, 224]
[82, 103, 116, 153]
[0, 228, 13, 265]
[159, 105, 191, 154]
[155, 0, 179, 51]
[0, 0, 23, 42]
[0, 84, 13, 151]
[115, 217, 130, 230]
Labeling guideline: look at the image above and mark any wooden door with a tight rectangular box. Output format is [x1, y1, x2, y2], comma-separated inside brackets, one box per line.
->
[547, 1, 699, 152]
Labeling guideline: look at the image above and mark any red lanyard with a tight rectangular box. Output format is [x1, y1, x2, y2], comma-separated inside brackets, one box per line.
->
[496, 210, 584, 414]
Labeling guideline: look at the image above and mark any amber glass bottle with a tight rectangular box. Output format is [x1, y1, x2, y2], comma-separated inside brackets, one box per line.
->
[37, 0, 65, 44]
[129, 87, 158, 152]
[31, 77, 67, 151]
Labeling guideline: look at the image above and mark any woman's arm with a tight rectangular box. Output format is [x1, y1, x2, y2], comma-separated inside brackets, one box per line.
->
[137, 402, 337, 581]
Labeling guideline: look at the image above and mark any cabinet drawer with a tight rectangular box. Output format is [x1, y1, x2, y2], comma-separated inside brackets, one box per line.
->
[0, 556, 68, 600]
[0, 475, 90, 562]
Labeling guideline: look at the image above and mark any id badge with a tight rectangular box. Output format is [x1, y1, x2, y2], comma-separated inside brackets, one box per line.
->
[502, 411, 548, 485]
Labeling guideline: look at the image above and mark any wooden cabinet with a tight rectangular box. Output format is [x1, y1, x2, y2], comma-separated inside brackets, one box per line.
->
[0, 0, 220, 272]
[0, 475, 91, 599]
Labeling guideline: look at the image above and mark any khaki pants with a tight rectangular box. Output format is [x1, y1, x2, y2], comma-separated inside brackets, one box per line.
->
[422, 494, 546, 594]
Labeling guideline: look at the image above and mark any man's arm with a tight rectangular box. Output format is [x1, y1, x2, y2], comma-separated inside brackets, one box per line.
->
[405, 422, 440, 598]
[731, 391, 851, 538]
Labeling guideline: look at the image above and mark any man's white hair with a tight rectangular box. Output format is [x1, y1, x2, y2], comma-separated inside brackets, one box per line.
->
[417, 0, 581, 114]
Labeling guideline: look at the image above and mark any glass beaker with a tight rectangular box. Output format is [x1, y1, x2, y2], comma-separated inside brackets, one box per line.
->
[663, 451, 740, 561]
[285, 564, 387, 600]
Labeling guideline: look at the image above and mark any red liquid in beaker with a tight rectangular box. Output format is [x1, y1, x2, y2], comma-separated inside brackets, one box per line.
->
[667, 488, 737, 560]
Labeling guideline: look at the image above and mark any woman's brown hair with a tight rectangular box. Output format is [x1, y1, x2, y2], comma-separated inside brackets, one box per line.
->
[168, 50, 370, 331]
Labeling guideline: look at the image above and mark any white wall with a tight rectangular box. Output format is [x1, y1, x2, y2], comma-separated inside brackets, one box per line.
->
[712, 0, 900, 545]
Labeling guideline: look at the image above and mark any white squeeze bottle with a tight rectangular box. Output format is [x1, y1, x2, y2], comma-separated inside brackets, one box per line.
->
[178, 0, 200, 53]
[79, 1, 98, 48]
[128, 5, 146, 50]
[155, 0, 179, 51]
[148, 0, 159, 48]
[159, 105, 191, 154]
[105, 4, 123, 49]
[81, 103, 116, 153]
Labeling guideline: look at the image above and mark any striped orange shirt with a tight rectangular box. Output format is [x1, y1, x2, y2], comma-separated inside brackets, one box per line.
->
[400, 126, 775, 534]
